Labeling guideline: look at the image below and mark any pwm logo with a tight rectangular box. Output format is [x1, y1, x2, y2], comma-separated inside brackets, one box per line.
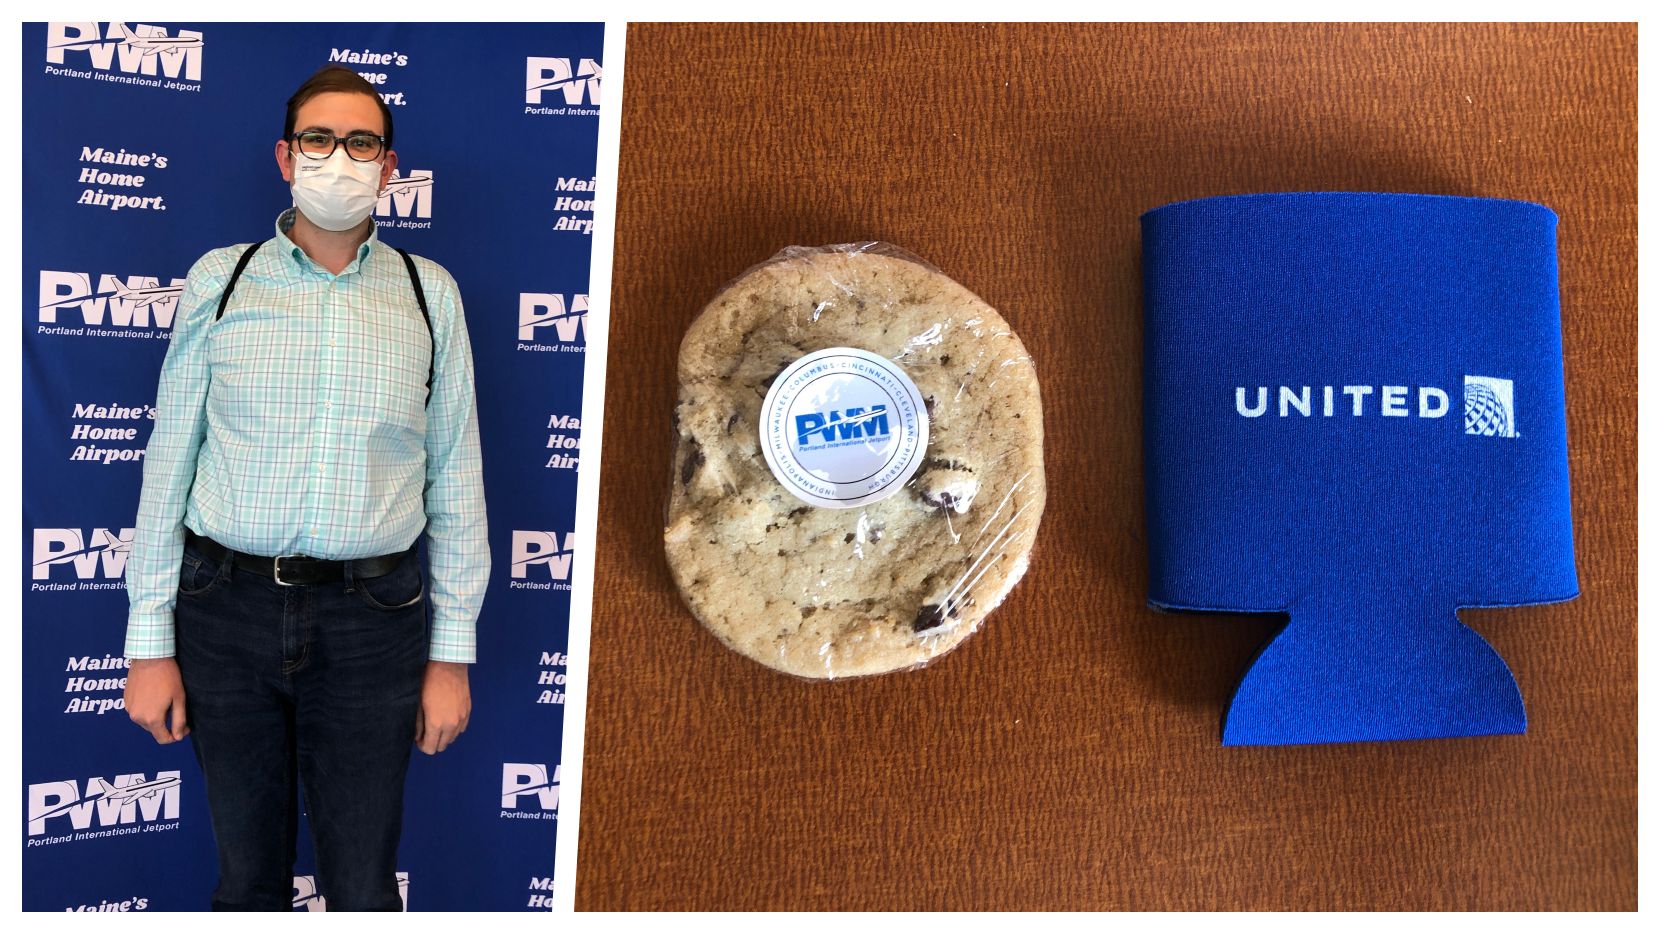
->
[27, 772, 181, 837]
[292, 873, 409, 911]
[501, 763, 559, 813]
[375, 170, 433, 222]
[510, 531, 574, 582]
[761, 348, 930, 510]
[46, 23, 203, 83]
[33, 528, 132, 582]
[525, 57, 601, 106]
[795, 406, 891, 450]
[39, 271, 184, 331]
[1464, 375, 1517, 438]
[518, 293, 588, 343]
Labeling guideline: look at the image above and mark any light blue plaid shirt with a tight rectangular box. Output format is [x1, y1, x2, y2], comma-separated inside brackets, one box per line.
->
[126, 210, 489, 662]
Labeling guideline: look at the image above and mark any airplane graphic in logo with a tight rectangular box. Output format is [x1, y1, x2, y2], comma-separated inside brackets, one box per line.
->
[110, 280, 184, 308]
[383, 173, 432, 194]
[820, 408, 887, 429]
[89, 775, 180, 805]
[107, 23, 203, 55]
[39, 274, 183, 313]
[29, 775, 181, 824]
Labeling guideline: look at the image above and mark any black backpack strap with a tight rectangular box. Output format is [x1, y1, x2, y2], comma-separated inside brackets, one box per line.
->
[215, 240, 266, 321]
[395, 247, 435, 405]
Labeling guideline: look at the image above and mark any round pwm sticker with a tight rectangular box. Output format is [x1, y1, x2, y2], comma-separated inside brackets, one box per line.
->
[759, 346, 930, 509]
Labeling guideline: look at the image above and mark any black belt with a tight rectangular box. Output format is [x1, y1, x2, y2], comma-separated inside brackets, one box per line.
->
[186, 531, 412, 587]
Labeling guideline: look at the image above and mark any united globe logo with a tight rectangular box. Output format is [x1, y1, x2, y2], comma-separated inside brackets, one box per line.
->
[1464, 375, 1516, 438]
[761, 347, 929, 510]
[1465, 383, 1509, 435]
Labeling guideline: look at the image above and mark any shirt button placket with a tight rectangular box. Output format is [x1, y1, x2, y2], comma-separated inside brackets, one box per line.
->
[310, 276, 339, 552]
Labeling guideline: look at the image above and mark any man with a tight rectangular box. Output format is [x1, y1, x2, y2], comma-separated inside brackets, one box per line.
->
[122, 65, 488, 912]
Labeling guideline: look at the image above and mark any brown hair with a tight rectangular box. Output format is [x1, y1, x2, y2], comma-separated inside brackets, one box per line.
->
[284, 64, 394, 152]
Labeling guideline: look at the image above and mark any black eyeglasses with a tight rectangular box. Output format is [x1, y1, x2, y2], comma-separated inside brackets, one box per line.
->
[289, 131, 385, 162]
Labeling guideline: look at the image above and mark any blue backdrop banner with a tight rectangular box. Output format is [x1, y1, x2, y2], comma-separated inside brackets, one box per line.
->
[22, 21, 603, 911]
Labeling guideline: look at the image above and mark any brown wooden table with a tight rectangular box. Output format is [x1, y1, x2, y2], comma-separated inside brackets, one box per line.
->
[576, 23, 1635, 911]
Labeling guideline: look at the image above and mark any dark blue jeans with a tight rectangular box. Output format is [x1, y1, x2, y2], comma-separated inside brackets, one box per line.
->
[173, 537, 428, 911]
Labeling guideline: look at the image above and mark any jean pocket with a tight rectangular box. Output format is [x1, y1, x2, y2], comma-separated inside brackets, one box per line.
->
[177, 548, 226, 597]
[352, 557, 425, 611]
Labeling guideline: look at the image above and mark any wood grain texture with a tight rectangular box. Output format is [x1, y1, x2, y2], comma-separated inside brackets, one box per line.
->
[575, 23, 1635, 911]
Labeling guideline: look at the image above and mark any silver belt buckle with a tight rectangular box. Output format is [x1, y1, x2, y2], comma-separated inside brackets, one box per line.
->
[273, 554, 304, 586]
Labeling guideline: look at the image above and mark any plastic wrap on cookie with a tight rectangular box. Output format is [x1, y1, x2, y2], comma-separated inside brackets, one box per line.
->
[663, 243, 1046, 680]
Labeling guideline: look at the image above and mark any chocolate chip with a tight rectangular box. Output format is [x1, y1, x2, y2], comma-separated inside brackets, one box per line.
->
[787, 507, 809, 519]
[844, 533, 855, 543]
[680, 444, 704, 485]
[912, 604, 951, 633]
[924, 395, 936, 417]
[940, 354, 951, 365]
[760, 366, 787, 389]
[920, 491, 959, 511]
[725, 412, 741, 434]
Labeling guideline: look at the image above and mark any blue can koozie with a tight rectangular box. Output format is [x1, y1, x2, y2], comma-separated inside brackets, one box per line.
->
[1141, 192, 1579, 746]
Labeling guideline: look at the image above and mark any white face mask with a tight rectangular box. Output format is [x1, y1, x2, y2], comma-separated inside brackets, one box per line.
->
[290, 147, 383, 231]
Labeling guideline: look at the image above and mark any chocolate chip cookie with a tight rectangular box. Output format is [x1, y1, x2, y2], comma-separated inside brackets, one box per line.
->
[664, 244, 1046, 678]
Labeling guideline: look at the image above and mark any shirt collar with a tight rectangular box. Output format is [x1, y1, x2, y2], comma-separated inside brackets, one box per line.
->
[274, 208, 379, 276]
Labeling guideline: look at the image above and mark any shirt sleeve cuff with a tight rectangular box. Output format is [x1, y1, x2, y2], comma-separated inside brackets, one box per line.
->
[124, 612, 176, 659]
[427, 618, 476, 664]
